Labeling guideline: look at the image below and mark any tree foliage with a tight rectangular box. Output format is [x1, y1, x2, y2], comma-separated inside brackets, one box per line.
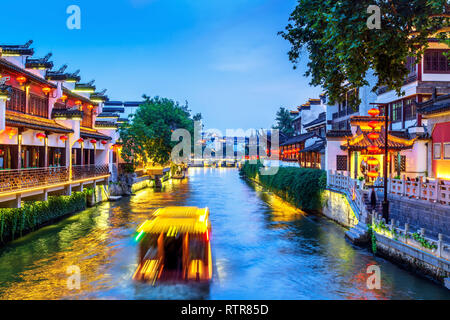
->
[280, 0, 449, 104]
[272, 107, 295, 137]
[119, 96, 198, 167]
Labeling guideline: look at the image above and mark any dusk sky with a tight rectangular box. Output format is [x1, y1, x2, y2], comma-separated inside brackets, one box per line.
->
[2, 0, 322, 132]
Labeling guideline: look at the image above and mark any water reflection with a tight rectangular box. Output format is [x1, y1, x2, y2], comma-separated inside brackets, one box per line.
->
[0, 168, 448, 300]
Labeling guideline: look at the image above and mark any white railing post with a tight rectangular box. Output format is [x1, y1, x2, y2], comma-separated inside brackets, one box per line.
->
[405, 223, 409, 244]
[437, 233, 443, 258]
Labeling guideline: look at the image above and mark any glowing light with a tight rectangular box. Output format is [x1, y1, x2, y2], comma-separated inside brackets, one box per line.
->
[367, 171, 379, 178]
[42, 87, 51, 95]
[16, 76, 26, 85]
[367, 157, 379, 166]
[368, 132, 380, 140]
[60, 94, 68, 102]
[367, 145, 379, 153]
[368, 108, 380, 117]
[77, 138, 84, 143]
[368, 121, 379, 130]
[135, 231, 144, 242]
[36, 132, 46, 140]
[75, 100, 82, 105]
[59, 135, 68, 142]
[5, 127, 17, 139]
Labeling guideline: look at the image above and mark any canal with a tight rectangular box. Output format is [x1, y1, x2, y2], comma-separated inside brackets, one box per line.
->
[0, 168, 449, 300]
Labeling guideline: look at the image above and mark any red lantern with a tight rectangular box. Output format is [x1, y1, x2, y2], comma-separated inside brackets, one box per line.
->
[368, 108, 380, 117]
[75, 100, 82, 106]
[367, 145, 379, 153]
[367, 171, 379, 179]
[87, 104, 94, 110]
[368, 132, 380, 140]
[101, 140, 108, 145]
[60, 135, 68, 142]
[5, 127, 17, 139]
[77, 138, 84, 143]
[36, 133, 46, 140]
[61, 94, 68, 102]
[367, 157, 379, 166]
[16, 76, 26, 85]
[90, 139, 97, 144]
[368, 121, 379, 130]
[42, 87, 51, 95]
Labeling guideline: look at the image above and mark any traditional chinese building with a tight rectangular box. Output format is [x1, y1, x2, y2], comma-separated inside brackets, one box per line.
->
[0, 40, 121, 207]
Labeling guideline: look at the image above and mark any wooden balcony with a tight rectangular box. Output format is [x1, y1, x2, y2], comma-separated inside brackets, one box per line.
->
[0, 165, 110, 195]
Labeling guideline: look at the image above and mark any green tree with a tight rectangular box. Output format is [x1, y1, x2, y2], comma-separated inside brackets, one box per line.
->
[280, 1, 449, 104]
[118, 96, 196, 167]
[273, 107, 295, 136]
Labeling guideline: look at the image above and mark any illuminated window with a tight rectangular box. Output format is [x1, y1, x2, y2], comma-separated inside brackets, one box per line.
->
[444, 143, 450, 160]
[433, 143, 441, 160]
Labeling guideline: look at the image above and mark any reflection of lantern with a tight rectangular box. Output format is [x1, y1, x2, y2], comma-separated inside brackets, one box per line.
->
[42, 87, 51, 95]
[36, 132, 46, 140]
[101, 140, 108, 145]
[60, 135, 68, 142]
[368, 132, 380, 140]
[367, 171, 379, 179]
[16, 76, 26, 85]
[367, 157, 379, 166]
[368, 108, 380, 117]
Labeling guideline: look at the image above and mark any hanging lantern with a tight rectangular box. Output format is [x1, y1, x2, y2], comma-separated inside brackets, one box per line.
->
[368, 108, 380, 117]
[36, 132, 46, 140]
[5, 127, 17, 139]
[75, 100, 82, 106]
[42, 87, 51, 95]
[367, 145, 379, 153]
[90, 139, 97, 144]
[101, 140, 108, 145]
[16, 76, 27, 85]
[60, 94, 68, 102]
[77, 138, 84, 143]
[368, 121, 379, 130]
[60, 135, 68, 142]
[87, 104, 94, 110]
[367, 157, 379, 166]
[368, 132, 380, 140]
[367, 171, 379, 179]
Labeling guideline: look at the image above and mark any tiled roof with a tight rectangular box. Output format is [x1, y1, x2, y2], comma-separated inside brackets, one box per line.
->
[5, 111, 73, 133]
[94, 121, 118, 129]
[303, 112, 326, 128]
[0, 58, 57, 88]
[80, 127, 112, 140]
[0, 40, 34, 56]
[341, 128, 415, 151]
[281, 132, 316, 146]
[51, 108, 83, 120]
[25, 53, 53, 69]
[62, 87, 95, 104]
[326, 130, 353, 138]
[300, 140, 325, 153]
[418, 94, 450, 116]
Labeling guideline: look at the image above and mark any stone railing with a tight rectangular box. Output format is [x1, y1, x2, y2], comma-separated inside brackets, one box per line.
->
[0, 167, 69, 194]
[327, 170, 368, 221]
[389, 176, 450, 206]
[372, 214, 450, 261]
[72, 164, 110, 180]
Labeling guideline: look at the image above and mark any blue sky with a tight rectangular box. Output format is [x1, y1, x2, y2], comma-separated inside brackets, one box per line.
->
[2, 0, 322, 131]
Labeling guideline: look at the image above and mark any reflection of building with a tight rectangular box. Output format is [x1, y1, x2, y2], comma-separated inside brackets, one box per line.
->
[0, 41, 120, 207]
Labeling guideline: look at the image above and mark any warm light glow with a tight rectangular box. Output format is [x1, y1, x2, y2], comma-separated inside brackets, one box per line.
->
[36, 132, 46, 140]
[367, 171, 379, 178]
[368, 120, 379, 130]
[77, 138, 84, 143]
[60, 135, 68, 142]
[90, 139, 97, 144]
[16, 76, 26, 85]
[42, 87, 51, 95]
[75, 100, 82, 105]
[367, 157, 379, 166]
[87, 104, 94, 110]
[368, 108, 380, 117]
[60, 94, 68, 102]
[368, 132, 380, 140]
[367, 145, 379, 153]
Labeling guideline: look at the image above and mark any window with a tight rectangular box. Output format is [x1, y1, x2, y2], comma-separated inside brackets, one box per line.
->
[6, 87, 26, 113]
[406, 56, 417, 77]
[433, 143, 442, 160]
[391, 101, 402, 123]
[336, 155, 347, 171]
[82, 106, 93, 128]
[29, 94, 49, 118]
[424, 50, 450, 73]
[394, 155, 406, 172]
[404, 97, 416, 121]
[444, 143, 450, 160]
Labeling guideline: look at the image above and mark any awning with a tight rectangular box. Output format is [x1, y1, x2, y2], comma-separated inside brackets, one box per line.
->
[6, 110, 73, 134]
[341, 128, 416, 152]
[80, 127, 112, 141]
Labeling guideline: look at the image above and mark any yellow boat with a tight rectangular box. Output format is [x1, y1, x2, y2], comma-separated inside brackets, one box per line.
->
[133, 206, 213, 285]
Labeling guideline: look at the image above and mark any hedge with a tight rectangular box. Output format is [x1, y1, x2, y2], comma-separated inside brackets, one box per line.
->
[239, 162, 327, 211]
[0, 191, 87, 243]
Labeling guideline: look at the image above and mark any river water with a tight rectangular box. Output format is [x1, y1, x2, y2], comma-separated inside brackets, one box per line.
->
[0, 168, 449, 300]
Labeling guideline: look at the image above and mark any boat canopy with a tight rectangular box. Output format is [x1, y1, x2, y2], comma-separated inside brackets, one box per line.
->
[137, 207, 210, 235]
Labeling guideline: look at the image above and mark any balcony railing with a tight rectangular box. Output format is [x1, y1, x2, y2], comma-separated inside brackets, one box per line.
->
[0, 167, 69, 193]
[0, 165, 110, 194]
[72, 164, 110, 180]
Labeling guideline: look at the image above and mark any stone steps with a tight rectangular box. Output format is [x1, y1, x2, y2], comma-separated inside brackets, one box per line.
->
[345, 222, 369, 245]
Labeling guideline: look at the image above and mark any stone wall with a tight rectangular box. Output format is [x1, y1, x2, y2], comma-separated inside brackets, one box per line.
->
[321, 189, 358, 228]
[389, 194, 450, 243]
